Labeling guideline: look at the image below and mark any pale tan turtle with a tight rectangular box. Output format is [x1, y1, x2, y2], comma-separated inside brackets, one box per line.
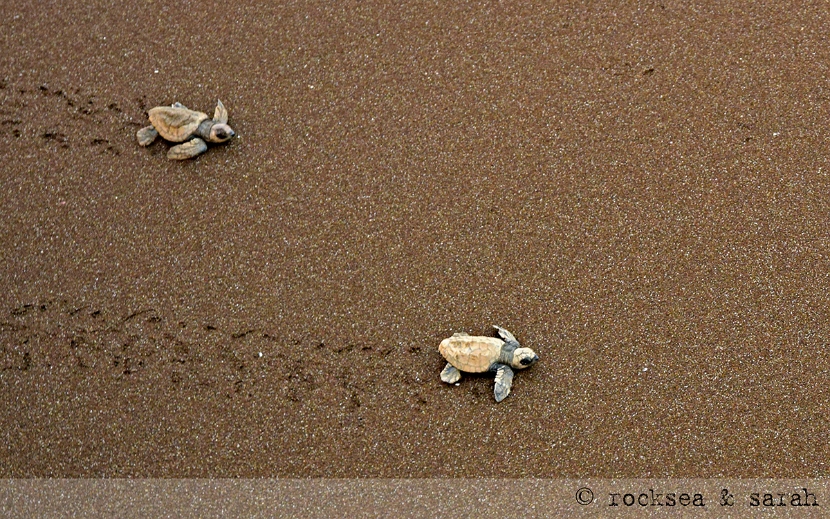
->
[439, 325, 539, 402]
[136, 100, 235, 160]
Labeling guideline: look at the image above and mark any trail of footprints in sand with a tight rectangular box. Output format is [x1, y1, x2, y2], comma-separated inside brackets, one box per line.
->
[0, 300, 426, 410]
[1, 300, 282, 393]
[0, 78, 146, 155]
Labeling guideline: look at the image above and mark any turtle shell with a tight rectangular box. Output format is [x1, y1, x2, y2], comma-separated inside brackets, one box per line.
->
[439, 335, 504, 373]
[148, 106, 210, 142]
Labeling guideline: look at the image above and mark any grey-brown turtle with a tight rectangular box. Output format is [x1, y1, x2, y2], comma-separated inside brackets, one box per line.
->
[438, 325, 539, 402]
[136, 100, 235, 160]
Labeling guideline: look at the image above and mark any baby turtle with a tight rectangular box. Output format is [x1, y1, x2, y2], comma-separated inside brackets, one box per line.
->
[136, 100, 235, 160]
[439, 325, 539, 402]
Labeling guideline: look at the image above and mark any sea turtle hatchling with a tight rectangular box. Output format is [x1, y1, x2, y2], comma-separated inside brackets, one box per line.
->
[439, 325, 539, 402]
[136, 100, 235, 160]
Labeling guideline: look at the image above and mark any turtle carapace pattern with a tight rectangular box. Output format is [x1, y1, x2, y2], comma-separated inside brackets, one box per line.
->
[136, 100, 235, 160]
[438, 325, 539, 402]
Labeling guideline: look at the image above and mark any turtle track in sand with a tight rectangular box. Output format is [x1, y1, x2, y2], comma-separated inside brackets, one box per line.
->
[0, 298, 436, 408]
[0, 79, 136, 156]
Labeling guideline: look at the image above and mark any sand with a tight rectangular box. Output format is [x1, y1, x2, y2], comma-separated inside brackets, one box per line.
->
[1, 0, 829, 477]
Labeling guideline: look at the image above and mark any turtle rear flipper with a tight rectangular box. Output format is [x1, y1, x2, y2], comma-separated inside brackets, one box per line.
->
[168, 137, 208, 160]
[493, 364, 514, 402]
[440, 362, 461, 384]
[137, 126, 158, 146]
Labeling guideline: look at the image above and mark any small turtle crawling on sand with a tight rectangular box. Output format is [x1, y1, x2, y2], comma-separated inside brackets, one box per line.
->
[439, 325, 539, 402]
[136, 100, 235, 160]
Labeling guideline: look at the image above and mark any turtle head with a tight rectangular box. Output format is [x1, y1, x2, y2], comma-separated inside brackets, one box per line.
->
[208, 123, 235, 143]
[511, 348, 539, 370]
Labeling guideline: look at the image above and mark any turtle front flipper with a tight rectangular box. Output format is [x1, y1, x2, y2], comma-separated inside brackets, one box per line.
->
[168, 137, 208, 160]
[136, 126, 159, 146]
[493, 325, 519, 345]
[214, 99, 228, 124]
[493, 364, 514, 402]
[440, 362, 461, 384]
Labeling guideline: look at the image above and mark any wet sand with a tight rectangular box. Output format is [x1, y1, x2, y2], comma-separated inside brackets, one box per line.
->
[1, 1, 829, 477]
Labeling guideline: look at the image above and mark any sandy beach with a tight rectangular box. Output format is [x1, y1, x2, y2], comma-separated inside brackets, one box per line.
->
[1, 1, 829, 477]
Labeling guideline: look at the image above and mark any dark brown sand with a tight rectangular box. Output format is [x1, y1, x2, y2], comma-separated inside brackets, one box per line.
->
[1, 1, 829, 477]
